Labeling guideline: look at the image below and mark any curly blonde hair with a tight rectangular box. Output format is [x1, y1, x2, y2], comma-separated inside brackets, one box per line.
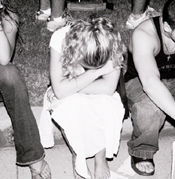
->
[60, 16, 126, 78]
[0, 0, 19, 27]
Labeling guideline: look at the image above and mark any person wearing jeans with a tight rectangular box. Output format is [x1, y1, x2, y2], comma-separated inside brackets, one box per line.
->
[0, 64, 45, 165]
[124, 0, 175, 176]
[0, 0, 51, 178]
[125, 77, 171, 157]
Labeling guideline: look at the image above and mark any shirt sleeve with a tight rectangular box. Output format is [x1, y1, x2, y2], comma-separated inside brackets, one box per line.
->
[49, 26, 70, 53]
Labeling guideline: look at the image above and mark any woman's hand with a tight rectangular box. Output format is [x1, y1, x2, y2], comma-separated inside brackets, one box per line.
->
[99, 60, 118, 76]
[47, 87, 57, 103]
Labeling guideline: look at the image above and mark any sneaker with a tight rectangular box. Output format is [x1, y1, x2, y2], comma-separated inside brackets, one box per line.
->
[126, 6, 160, 29]
[46, 12, 74, 32]
[36, 9, 51, 21]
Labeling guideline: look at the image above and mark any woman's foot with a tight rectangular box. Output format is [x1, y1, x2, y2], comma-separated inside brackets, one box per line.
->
[72, 154, 92, 179]
[94, 149, 110, 179]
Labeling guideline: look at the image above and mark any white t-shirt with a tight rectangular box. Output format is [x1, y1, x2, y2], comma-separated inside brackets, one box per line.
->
[49, 25, 70, 53]
[49, 25, 85, 78]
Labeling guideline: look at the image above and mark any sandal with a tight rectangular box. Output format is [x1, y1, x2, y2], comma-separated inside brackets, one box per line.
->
[30, 160, 51, 179]
[131, 156, 155, 176]
[46, 16, 66, 32]
[46, 11, 75, 32]
[36, 9, 51, 21]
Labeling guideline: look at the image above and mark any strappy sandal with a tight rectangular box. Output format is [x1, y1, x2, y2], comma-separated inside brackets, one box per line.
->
[131, 156, 155, 176]
[36, 9, 51, 21]
[30, 160, 51, 179]
[46, 16, 66, 32]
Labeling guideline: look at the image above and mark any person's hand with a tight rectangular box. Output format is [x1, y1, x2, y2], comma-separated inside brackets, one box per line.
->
[47, 87, 57, 103]
[99, 60, 119, 75]
[0, 1, 3, 20]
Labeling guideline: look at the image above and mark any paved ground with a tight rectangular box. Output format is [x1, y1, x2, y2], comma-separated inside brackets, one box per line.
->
[0, 114, 175, 179]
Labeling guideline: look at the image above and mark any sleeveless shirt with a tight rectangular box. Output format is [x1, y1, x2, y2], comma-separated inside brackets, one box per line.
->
[125, 16, 175, 82]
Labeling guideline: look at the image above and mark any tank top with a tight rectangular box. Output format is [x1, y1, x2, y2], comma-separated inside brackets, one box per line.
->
[124, 16, 175, 82]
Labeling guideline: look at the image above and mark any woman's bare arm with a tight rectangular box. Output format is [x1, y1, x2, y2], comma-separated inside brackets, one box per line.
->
[50, 48, 116, 99]
[0, 11, 18, 65]
[79, 68, 120, 95]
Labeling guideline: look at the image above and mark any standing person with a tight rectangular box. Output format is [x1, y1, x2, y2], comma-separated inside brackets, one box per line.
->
[125, 0, 175, 176]
[0, 1, 51, 178]
[36, 0, 71, 32]
[39, 16, 127, 179]
[126, 0, 160, 29]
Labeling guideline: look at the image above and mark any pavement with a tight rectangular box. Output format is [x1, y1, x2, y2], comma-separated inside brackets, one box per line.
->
[0, 106, 175, 179]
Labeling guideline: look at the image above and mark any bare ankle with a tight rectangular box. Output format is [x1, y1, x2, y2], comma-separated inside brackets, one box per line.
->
[94, 149, 110, 179]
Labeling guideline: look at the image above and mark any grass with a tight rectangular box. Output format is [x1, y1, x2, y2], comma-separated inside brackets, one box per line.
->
[13, 0, 166, 106]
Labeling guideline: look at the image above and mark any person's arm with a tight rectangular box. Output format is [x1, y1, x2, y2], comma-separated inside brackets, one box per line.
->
[79, 65, 120, 95]
[0, 11, 18, 65]
[50, 48, 116, 99]
[132, 27, 175, 119]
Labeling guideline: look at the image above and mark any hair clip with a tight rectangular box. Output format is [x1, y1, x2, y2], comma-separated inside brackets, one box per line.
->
[93, 25, 99, 32]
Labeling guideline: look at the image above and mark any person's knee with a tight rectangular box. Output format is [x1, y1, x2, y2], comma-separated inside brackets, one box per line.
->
[131, 101, 165, 130]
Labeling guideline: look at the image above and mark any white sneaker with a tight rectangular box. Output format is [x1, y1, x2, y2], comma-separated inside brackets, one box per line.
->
[126, 6, 160, 29]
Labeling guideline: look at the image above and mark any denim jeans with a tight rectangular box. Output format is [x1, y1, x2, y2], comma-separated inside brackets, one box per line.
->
[125, 77, 175, 159]
[0, 64, 44, 165]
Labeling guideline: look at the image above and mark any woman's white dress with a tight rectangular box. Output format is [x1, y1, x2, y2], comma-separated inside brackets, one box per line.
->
[39, 25, 125, 179]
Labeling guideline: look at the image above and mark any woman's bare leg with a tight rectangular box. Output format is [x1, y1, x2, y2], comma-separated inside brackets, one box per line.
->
[94, 149, 110, 179]
[39, 0, 50, 10]
[61, 129, 91, 179]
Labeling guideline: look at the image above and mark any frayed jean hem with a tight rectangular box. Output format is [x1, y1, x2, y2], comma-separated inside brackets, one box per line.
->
[16, 153, 45, 166]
